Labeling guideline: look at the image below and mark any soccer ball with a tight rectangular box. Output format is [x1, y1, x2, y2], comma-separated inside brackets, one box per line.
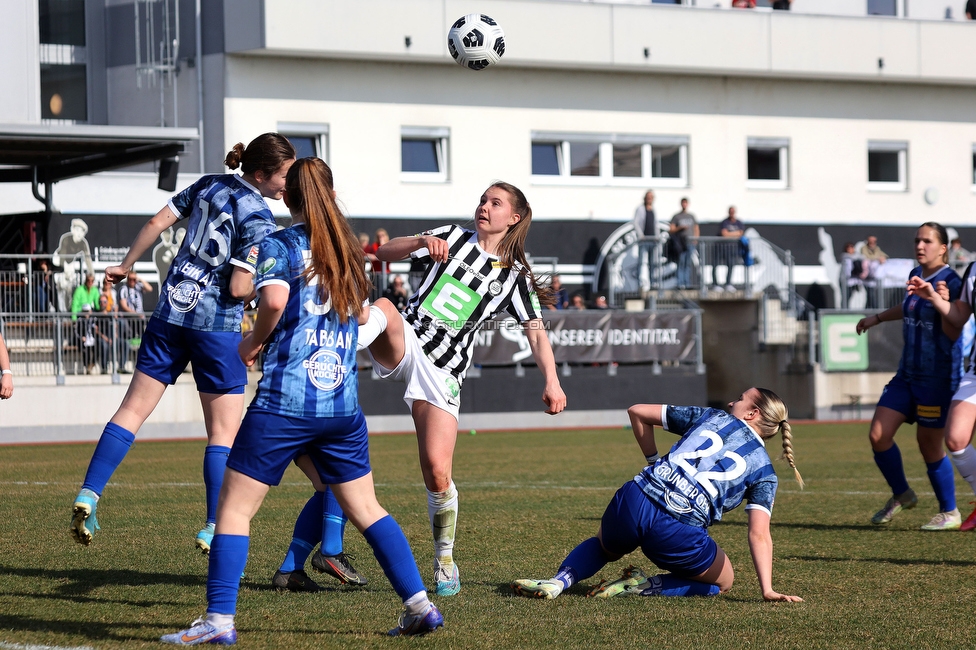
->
[447, 14, 505, 71]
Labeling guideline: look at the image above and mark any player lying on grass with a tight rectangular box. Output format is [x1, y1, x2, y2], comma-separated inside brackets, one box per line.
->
[513, 388, 804, 602]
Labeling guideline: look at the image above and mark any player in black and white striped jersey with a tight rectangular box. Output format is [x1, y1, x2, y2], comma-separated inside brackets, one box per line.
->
[359, 181, 567, 596]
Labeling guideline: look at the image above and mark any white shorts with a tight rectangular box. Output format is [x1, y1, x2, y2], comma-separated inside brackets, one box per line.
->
[369, 316, 462, 421]
[953, 372, 976, 406]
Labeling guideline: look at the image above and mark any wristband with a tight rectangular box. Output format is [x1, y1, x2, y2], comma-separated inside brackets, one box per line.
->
[1, 369, 11, 375]
[645, 453, 660, 465]
[874, 314, 882, 325]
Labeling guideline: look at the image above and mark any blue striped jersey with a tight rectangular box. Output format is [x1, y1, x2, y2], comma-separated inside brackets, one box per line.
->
[404, 225, 543, 382]
[898, 265, 961, 388]
[251, 224, 359, 418]
[154, 174, 276, 332]
[634, 405, 777, 528]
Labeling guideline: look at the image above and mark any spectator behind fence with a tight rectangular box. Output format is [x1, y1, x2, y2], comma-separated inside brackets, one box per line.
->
[841, 242, 867, 304]
[859, 236, 887, 309]
[549, 275, 569, 310]
[100, 276, 117, 313]
[78, 303, 112, 375]
[773, 0, 791, 8]
[670, 198, 699, 289]
[71, 273, 100, 320]
[0, 331, 12, 399]
[633, 191, 656, 291]
[968, 0, 975, 19]
[713, 206, 746, 293]
[594, 295, 610, 310]
[950, 238, 971, 273]
[382, 274, 410, 312]
[860, 235, 888, 264]
[118, 271, 152, 316]
[34, 259, 56, 312]
[569, 293, 587, 310]
[731, 0, 756, 7]
[366, 228, 390, 274]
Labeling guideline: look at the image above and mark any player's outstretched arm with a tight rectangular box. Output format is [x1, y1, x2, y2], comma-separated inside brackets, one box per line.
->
[377, 235, 449, 263]
[627, 404, 663, 461]
[747, 509, 802, 603]
[106, 205, 179, 283]
[855, 304, 903, 335]
[524, 319, 566, 415]
[239, 284, 288, 367]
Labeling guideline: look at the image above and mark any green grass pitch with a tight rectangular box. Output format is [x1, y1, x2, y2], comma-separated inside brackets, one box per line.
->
[2, 422, 976, 649]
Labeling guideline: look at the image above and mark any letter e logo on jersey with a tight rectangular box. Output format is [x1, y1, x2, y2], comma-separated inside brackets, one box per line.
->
[422, 276, 479, 332]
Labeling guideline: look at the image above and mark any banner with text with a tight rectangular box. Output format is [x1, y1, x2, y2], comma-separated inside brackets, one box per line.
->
[471, 311, 698, 366]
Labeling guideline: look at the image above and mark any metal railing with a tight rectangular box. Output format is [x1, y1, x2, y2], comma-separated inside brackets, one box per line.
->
[0, 312, 149, 382]
[605, 233, 794, 306]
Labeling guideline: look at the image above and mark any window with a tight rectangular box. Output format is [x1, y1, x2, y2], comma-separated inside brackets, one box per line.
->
[401, 127, 449, 182]
[867, 141, 907, 191]
[531, 132, 688, 187]
[39, 0, 87, 122]
[278, 123, 329, 161]
[746, 138, 789, 189]
[867, 0, 898, 16]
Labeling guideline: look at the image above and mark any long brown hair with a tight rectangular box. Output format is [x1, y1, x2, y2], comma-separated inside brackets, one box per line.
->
[224, 133, 296, 177]
[752, 387, 805, 489]
[486, 181, 554, 307]
[284, 158, 371, 323]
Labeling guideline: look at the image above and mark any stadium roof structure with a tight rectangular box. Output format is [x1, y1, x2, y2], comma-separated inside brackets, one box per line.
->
[0, 123, 197, 185]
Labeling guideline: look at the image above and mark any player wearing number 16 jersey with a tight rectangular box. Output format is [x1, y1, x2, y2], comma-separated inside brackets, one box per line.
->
[69, 134, 296, 554]
[513, 388, 804, 603]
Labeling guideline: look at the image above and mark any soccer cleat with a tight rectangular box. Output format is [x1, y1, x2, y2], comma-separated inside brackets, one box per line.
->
[196, 523, 215, 555]
[310, 550, 367, 586]
[69, 489, 100, 545]
[870, 488, 918, 525]
[512, 579, 563, 600]
[587, 566, 650, 598]
[920, 509, 962, 531]
[388, 603, 444, 637]
[961, 503, 976, 532]
[161, 618, 237, 645]
[271, 569, 322, 593]
[434, 563, 461, 597]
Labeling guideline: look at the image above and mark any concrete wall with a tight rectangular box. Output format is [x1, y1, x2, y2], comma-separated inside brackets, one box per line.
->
[0, 0, 40, 124]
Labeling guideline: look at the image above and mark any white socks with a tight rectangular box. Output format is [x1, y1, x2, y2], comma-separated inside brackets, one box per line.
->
[950, 445, 976, 495]
[357, 304, 388, 351]
[427, 481, 458, 576]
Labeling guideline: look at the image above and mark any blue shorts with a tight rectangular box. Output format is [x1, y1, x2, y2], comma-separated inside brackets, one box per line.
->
[227, 407, 371, 486]
[877, 373, 952, 428]
[136, 317, 246, 394]
[600, 480, 717, 577]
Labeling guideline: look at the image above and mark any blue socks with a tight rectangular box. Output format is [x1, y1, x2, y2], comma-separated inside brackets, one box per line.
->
[207, 534, 249, 616]
[322, 487, 347, 557]
[82, 422, 136, 494]
[203, 446, 231, 524]
[555, 537, 612, 590]
[644, 574, 720, 597]
[927, 456, 957, 513]
[279, 492, 324, 573]
[363, 515, 425, 601]
[874, 444, 911, 497]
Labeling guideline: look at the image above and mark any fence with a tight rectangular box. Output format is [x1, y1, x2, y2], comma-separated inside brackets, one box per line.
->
[0, 312, 149, 381]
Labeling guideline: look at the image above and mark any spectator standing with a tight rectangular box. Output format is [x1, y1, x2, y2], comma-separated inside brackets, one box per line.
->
[860, 236, 888, 309]
[366, 228, 391, 274]
[633, 191, 656, 291]
[100, 276, 117, 313]
[569, 294, 587, 310]
[713, 206, 746, 293]
[967, 0, 975, 19]
[34, 259, 56, 312]
[117, 271, 153, 371]
[670, 198, 699, 289]
[549, 275, 569, 310]
[841, 242, 867, 306]
[950, 238, 971, 273]
[382, 274, 410, 312]
[71, 274, 100, 320]
[860, 236, 888, 264]
[0, 331, 12, 399]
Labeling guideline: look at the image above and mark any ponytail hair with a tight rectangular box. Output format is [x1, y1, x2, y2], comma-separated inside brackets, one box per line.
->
[752, 387, 805, 489]
[225, 133, 296, 177]
[485, 181, 554, 307]
[284, 158, 371, 323]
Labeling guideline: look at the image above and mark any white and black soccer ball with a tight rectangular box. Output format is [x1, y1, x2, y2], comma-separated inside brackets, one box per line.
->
[447, 14, 505, 71]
